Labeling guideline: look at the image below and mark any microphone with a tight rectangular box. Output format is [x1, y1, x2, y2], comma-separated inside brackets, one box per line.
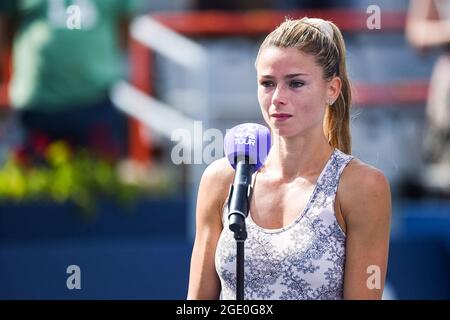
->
[223, 123, 271, 236]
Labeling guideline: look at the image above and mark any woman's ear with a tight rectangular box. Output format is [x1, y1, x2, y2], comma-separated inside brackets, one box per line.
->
[327, 76, 342, 104]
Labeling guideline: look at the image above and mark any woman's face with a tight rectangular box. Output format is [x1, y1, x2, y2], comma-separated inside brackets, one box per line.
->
[256, 46, 339, 138]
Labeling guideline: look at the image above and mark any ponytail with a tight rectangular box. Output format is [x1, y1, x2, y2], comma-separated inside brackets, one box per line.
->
[324, 21, 352, 154]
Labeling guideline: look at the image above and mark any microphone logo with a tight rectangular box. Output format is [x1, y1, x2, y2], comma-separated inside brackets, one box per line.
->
[234, 124, 257, 146]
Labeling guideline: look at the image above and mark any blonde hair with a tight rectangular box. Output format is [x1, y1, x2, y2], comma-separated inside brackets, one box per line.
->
[256, 17, 352, 154]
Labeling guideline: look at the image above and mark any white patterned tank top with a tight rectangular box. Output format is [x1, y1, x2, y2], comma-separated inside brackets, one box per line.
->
[215, 148, 354, 300]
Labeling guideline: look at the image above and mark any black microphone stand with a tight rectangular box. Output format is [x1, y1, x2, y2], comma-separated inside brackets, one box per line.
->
[227, 159, 255, 300]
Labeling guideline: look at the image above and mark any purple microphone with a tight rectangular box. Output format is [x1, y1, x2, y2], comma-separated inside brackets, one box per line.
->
[223, 123, 271, 301]
[224, 123, 271, 170]
[223, 123, 271, 235]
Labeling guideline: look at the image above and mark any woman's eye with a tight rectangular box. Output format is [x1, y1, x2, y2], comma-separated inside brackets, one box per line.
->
[290, 81, 304, 88]
[260, 80, 274, 88]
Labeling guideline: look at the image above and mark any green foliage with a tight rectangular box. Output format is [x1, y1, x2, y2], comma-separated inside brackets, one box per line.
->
[0, 140, 174, 214]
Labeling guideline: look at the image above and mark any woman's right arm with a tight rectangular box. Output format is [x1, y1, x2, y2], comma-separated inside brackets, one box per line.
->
[187, 158, 234, 300]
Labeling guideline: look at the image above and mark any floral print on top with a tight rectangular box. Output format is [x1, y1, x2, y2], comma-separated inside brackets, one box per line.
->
[215, 148, 354, 300]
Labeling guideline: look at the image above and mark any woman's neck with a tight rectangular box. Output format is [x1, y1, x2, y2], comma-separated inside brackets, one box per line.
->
[263, 132, 334, 182]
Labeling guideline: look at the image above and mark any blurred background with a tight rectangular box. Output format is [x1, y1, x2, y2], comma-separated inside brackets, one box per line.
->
[1, 0, 449, 299]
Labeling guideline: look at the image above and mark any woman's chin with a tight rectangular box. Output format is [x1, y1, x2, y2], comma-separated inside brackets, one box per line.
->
[270, 126, 296, 138]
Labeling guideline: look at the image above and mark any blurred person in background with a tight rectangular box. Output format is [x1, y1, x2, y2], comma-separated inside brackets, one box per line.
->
[188, 17, 391, 300]
[0, 0, 143, 161]
[406, 0, 450, 192]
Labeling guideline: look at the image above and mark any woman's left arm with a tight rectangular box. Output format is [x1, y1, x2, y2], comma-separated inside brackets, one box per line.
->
[339, 163, 392, 300]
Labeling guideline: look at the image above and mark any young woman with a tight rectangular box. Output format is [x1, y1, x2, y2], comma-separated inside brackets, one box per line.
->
[187, 17, 391, 300]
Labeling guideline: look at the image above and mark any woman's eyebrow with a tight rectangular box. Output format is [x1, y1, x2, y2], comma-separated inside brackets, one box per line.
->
[259, 73, 309, 79]
[285, 73, 309, 79]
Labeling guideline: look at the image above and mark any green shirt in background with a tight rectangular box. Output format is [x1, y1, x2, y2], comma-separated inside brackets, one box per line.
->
[1, 0, 141, 112]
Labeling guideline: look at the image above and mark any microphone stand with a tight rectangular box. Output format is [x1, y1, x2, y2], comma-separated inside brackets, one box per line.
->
[227, 160, 255, 300]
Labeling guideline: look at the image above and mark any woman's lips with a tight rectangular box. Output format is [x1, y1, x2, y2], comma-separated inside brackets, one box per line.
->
[271, 113, 293, 121]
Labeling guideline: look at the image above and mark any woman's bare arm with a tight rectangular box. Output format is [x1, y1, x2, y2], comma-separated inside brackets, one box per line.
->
[187, 158, 234, 299]
[338, 161, 391, 299]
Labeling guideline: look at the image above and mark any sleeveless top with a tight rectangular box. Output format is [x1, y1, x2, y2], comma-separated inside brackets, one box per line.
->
[215, 148, 354, 300]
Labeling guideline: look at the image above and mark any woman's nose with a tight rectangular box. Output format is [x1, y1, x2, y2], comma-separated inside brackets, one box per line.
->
[271, 85, 287, 106]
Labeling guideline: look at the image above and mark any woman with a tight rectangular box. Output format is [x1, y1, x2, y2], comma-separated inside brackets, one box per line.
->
[187, 17, 391, 300]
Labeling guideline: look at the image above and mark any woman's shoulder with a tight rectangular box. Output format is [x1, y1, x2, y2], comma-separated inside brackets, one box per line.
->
[202, 157, 236, 187]
[338, 156, 391, 222]
[197, 158, 236, 213]
[340, 157, 390, 193]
